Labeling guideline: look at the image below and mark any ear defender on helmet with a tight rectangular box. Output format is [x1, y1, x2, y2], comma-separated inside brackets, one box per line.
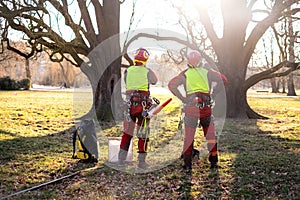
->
[187, 51, 201, 68]
[134, 48, 150, 65]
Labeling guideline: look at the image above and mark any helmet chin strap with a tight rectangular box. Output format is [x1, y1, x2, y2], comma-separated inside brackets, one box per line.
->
[188, 62, 203, 68]
[188, 63, 195, 68]
[134, 60, 147, 66]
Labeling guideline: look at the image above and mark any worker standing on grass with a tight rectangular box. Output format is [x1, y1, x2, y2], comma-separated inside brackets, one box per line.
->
[118, 48, 158, 169]
[168, 51, 227, 170]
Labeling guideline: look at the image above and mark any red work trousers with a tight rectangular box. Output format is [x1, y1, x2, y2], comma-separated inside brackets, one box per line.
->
[183, 105, 218, 159]
[120, 104, 149, 153]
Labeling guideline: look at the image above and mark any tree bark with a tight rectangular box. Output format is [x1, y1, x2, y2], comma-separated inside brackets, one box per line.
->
[271, 78, 279, 93]
[82, 0, 122, 123]
[25, 59, 32, 88]
[94, 58, 122, 122]
[282, 79, 286, 93]
[287, 73, 297, 96]
[225, 75, 248, 118]
[287, 10, 297, 97]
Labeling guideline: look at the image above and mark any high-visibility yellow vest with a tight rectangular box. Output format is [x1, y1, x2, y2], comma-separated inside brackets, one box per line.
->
[185, 68, 209, 94]
[126, 66, 149, 91]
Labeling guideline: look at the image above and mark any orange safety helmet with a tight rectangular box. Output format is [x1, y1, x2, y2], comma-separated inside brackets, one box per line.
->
[187, 51, 201, 68]
[134, 48, 149, 65]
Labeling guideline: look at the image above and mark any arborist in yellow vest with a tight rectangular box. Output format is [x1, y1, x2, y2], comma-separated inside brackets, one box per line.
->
[168, 51, 227, 170]
[118, 48, 158, 169]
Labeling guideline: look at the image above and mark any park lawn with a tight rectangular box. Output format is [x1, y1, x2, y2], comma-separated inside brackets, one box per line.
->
[0, 91, 299, 199]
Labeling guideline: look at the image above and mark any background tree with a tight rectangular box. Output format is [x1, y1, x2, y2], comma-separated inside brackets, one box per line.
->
[0, 41, 15, 77]
[2, 39, 42, 87]
[0, 40, 36, 80]
[287, 7, 297, 96]
[154, 0, 300, 118]
[185, 0, 300, 118]
[199, 0, 300, 118]
[0, 0, 124, 121]
[250, 18, 300, 95]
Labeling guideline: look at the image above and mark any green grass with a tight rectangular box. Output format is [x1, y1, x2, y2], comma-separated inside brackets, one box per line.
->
[0, 91, 299, 199]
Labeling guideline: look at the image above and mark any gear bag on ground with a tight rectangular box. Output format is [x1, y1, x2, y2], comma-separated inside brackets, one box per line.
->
[72, 119, 99, 162]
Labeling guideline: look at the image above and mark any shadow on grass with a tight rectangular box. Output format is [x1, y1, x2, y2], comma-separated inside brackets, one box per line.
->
[220, 119, 300, 199]
[0, 126, 98, 199]
[0, 128, 73, 163]
[1, 117, 299, 199]
[0, 130, 19, 138]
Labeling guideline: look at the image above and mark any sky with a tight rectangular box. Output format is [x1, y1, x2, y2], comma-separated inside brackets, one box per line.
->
[120, 0, 222, 36]
[119, 0, 224, 59]
[120, 0, 182, 35]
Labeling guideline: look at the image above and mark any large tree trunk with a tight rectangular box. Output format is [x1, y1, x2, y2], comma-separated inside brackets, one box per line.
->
[225, 76, 248, 118]
[90, 0, 122, 123]
[217, 36, 250, 119]
[81, 55, 122, 124]
[219, 54, 251, 118]
[72, 0, 123, 123]
[216, 0, 251, 119]
[94, 57, 122, 122]
[287, 12, 297, 97]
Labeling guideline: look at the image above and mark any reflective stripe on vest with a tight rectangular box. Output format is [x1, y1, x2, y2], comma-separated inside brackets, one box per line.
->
[126, 66, 149, 91]
[185, 68, 209, 94]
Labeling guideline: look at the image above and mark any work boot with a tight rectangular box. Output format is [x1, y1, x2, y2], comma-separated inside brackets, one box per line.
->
[192, 148, 200, 159]
[209, 154, 218, 169]
[118, 149, 128, 167]
[180, 148, 200, 160]
[182, 154, 192, 170]
[138, 153, 148, 169]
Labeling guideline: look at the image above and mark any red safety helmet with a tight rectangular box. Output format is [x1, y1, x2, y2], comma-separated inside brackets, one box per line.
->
[187, 51, 201, 68]
[134, 48, 149, 65]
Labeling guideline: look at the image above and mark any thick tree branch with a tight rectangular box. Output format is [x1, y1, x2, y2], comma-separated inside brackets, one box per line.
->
[91, 0, 104, 39]
[77, 0, 97, 47]
[5, 39, 34, 59]
[0, 0, 90, 66]
[247, 0, 258, 10]
[198, 6, 220, 49]
[244, 61, 300, 90]
[48, 0, 86, 42]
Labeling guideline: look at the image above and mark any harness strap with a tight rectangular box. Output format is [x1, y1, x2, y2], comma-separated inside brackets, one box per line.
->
[127, 90, 150, 107]
[186, 93, 211, 108]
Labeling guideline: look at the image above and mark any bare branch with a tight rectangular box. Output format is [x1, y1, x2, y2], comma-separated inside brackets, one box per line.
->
[243, 1, 299, 62]
[166, 49, 185, 65]
[77, 0, 97, 47]
[247, 0, 258, 10]
[123, 32, 219, 70]
[244, 61, 300, 90]
[91, 0, 104, 39]
[198, 5, 220, 49]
